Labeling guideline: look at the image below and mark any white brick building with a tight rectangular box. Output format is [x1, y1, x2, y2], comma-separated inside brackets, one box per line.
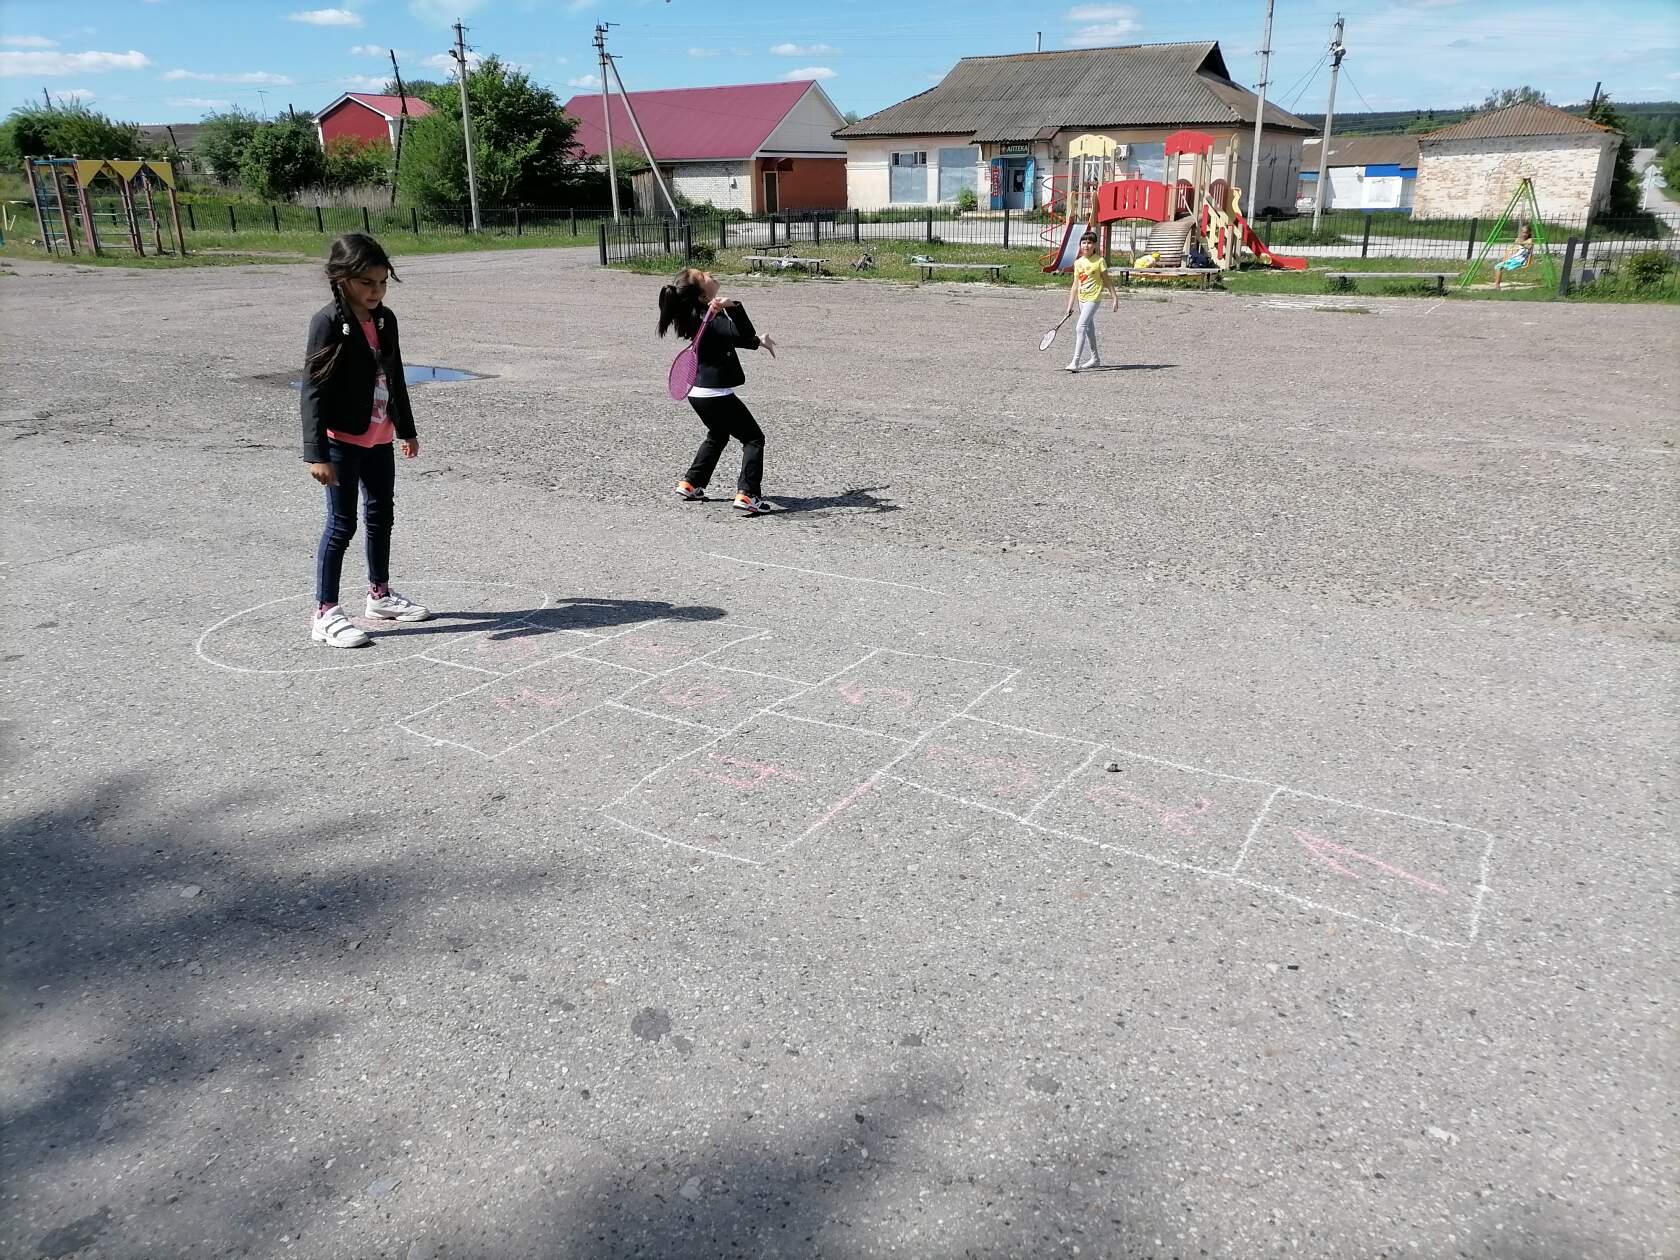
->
[1412, 103, 1620, 220]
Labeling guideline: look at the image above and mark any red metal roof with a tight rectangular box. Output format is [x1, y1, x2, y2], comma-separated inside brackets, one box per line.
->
[338, 93, 436, 120]
[564, 81, 815, 161]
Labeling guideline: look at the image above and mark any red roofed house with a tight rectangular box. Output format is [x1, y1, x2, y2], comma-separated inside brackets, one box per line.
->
[563, 80, 847, 214]
[316, 93, 436, 151]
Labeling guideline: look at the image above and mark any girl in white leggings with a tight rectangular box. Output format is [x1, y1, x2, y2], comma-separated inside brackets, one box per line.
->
[1064, 231, 1119, 372]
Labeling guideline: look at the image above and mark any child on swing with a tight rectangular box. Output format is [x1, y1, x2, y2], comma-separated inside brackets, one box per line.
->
[1493, 222, 1534, 289]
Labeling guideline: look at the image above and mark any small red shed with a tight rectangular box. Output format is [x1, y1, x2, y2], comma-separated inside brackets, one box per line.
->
[316, 93, 436, 150]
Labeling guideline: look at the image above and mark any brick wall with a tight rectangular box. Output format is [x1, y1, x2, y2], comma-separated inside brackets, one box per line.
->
[1412, 134, 1617, 219]
[668, 162, 752, 213]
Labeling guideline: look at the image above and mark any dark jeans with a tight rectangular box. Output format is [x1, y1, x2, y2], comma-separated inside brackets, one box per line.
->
[314, 440, 395, 606]
[685, 393, 764, 498]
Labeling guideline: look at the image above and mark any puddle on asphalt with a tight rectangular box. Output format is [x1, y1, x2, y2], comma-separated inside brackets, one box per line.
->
[274, 365, 489, 388]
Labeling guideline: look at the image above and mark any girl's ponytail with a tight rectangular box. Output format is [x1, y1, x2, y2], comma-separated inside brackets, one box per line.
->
[656, 269, 705, 340]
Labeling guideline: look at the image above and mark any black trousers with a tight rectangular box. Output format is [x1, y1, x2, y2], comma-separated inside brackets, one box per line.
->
[684, 393, 764, 498]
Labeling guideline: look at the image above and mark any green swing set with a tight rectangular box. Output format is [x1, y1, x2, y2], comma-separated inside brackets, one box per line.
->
[1460, 177, 1555, 290]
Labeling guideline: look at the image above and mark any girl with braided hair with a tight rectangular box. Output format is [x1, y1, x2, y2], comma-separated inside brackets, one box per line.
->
[300, 233, 429, 648]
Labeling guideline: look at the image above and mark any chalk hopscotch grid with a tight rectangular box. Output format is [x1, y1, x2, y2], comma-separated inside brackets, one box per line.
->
[199, 595, 1498, 945]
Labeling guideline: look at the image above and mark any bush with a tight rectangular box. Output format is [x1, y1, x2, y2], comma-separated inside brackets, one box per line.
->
[238, 117, 325, 200]
[0, 104, 145, 165]
[955, 186, 979, 212]
[194, 110, 262, 181]
[1623, 249, 1675, 286]
[321, 136, 391, 192]
[685, 243, 717, 265]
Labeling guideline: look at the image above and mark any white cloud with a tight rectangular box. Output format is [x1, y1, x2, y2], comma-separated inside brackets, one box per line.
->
[421, 51, 480, 74]
[57, 87, 96, 103]
[0, 48, 151, 75]
[688, 47, 721, 58]
[566, 73, 602, 89]
[2, 35, 58, 48]
[349, 44, 389, 57]
[770, 42, 838, 56]
[341, 77, 390, 93]
[1065, 20, 1142, 48]
[1063, 4, 1135, 19]
[567, 0, 599, 10]
[410, 0, 488, 18]
[163, 69, 295, 84]
[168, 96, 232, 109]
[784, 66, 836, 81]
[288, 8, 363, 26]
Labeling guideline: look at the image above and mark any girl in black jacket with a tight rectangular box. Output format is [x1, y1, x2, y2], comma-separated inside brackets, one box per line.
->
[300, 233, 430, 648]
[657, 267, 778, 515]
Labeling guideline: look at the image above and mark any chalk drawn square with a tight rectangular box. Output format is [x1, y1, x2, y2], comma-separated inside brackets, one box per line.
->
[400, 657, 632, 759]
[706, 633, 877, 687]
[422, 625, 589, 676]
[896, 718, 1097, 819]
[615, 662, 806, 731]
[510, 704, 719, 808]
[1236, 792, 1492, 944]
[608, 717, 900, 862]
[577, 621, 765, 675]
[1035, 752, 1276, 874]
[773, 649, 1014, 741]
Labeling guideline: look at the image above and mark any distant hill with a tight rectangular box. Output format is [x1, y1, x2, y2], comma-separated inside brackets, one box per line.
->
[1295, 100, 1680, 146]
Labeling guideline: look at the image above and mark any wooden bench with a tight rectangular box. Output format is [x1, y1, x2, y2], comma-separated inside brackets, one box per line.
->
[914, 261, 1007, 282]
[743, 254, 828, 274]
[1115, 266, 1221, 289]
[1325, 271, 1458, 294]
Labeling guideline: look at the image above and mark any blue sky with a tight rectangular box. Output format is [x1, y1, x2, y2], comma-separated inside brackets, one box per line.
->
[2, 0, 1676, 123]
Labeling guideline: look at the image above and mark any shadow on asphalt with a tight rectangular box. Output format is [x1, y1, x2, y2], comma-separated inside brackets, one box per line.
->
[763, 486, 900, 517]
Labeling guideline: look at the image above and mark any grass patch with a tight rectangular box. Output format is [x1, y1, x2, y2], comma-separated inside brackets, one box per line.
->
[612, 240, 1078, 289]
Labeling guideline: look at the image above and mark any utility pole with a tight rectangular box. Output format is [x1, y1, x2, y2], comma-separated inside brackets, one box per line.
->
[1587, 80, 1602, 112]
[451, 21, 481, 232]
[257, 88, 270, 118]
[389, 48, 410, 206]
[1246, 0, 1275, 218]
[605, 52, 680, 218]
[594, 24, 621, 222]
[1310, 15, 1346, 232]
[42, 86, 52, 109]
[1036, 31, 1042, 52]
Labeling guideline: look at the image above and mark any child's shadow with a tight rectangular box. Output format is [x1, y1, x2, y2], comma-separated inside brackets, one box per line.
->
[371, 598, 726, 642]
[1079, 363, 1178, 372]
[767, 485, 900, 517]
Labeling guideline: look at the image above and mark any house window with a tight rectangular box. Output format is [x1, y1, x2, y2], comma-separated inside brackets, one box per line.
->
[936, 146, 981, 203]
[890, 150, 928, 203]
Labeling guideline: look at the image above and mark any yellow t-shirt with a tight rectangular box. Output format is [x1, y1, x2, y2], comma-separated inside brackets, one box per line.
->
[1074, 255, 1108, 302]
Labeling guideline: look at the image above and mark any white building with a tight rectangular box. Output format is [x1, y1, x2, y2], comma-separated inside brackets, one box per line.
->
[1412, 102, 1621, 220]
[1297, 135, 1419, 212]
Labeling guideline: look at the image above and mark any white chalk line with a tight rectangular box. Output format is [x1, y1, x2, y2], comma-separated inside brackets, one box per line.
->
[1276, 787, 1496, 834]
[1468, 832, 1498, 942]
[607, 700, 728, 735]
[194, 579, 558, 676]
[1022, 745, 1108, 823]
[597, 647, 875, 814]
[705, 551, 950, 597]
[1229, 786, 1284, 876]
[963, 714, 1103, 746]
[418, 652, 502, 677]
[698, 660, 816, 686]
[764, 712, 914, 744]
[600, 815, 764, 867]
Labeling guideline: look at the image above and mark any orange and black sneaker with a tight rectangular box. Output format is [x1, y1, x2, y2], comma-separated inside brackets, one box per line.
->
[676, 480, 706, 501]
[732, 493, 776, 515]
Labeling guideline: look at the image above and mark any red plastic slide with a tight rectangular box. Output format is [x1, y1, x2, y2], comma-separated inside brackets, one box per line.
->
[1233, 209, 1308, 270]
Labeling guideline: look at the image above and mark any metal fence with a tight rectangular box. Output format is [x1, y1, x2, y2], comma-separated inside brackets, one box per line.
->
[598, 207, 1680, 267]
[167, 200, 616, 238]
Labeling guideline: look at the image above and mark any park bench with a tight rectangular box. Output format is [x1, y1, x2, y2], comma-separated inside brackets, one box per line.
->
[914, 261, 1007, 282]
[1115, 266, 1222, 289]
[1325, 270, 1458, 294]
[744, 254, 828, 274]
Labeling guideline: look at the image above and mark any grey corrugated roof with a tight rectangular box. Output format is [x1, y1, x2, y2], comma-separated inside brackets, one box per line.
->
[836, 42, 1315, 142]
[1300, 134, 1420, 170]
[1422, 102, 1615, 142]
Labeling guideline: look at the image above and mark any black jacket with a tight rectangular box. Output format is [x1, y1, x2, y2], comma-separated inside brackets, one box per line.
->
[692, 302, 760, 390]
[300, 303, 417, 462]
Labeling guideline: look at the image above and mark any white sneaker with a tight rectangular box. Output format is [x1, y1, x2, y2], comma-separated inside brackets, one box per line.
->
[1064, 362, 1080, 372]
[312, 604, 371, 648]
[365, 589, 431, 622]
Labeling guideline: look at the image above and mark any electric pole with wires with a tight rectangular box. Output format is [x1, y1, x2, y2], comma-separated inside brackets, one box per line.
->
[451, 21, 481, 232]
[594, 24, 620, 222]
[389, 48, 410, 207]
[1311, 15, 1346, 232]
[1246, 0, 1276, 218]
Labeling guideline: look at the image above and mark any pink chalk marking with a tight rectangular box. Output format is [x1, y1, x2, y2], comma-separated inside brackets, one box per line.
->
[492, 687, 577, 712]
[692, 751, 808, 791]
[1085, 786, 1212, 837]
[1292, 828, 1449, 896]
[476, 636, 542, 658]
[836, 679, 915, 710]
[924, 745, 1039, 798]
[659, 679, 732, 709]
[808, 776, 877, 833]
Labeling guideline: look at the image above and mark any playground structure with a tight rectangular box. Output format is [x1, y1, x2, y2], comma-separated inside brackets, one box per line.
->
[1460, 177, 1554, 290]
[24, 156, 187, 258]
[1040, 130, 1307, 274]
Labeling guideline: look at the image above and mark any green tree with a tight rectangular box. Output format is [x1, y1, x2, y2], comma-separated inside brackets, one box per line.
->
[0, 104, 143, 164]
[1584, 93, 1640, 216]
[238, 116, 325, 200]
[321, 135, 392, 191]
[395, 56, 580, 207]
[195, 109, 263, 180]
[1481, 86, 1548, 111]
[382, 78, 451, 105]
[1405, 112, 1440, 134]
[1661, 146, 1680, 203]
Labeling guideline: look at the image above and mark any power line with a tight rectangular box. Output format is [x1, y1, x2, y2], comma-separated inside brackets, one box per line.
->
[1280, 50, 1328, 112]
[1341, 66, 1379, 116]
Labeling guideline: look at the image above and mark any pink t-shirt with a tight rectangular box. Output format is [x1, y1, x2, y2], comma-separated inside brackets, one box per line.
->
[325, 318, 395, 448]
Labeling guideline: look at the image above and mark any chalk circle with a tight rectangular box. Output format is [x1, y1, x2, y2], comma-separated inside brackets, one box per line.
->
[195, 579, 557, 675]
